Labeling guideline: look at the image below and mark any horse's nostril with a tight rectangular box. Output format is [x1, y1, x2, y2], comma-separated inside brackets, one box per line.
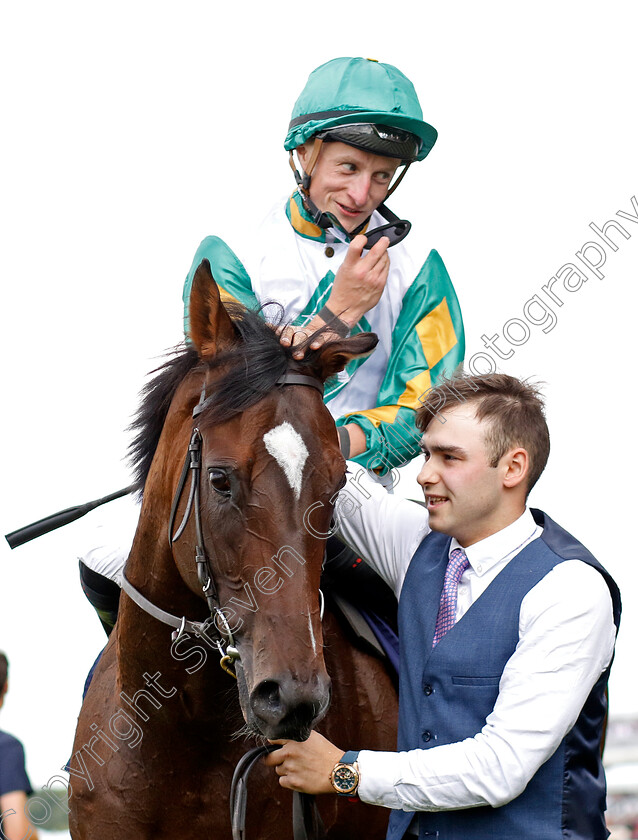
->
[252, 680, 283, 717]
[249, 676, 330, 738]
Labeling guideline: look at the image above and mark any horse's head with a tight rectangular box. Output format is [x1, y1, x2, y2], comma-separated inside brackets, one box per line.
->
[154, 260, 377, 740]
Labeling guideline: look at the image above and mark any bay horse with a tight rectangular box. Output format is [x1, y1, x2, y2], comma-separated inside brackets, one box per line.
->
[68, 260, 399, 839]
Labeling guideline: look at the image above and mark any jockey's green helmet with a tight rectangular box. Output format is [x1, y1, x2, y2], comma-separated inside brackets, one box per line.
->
[284, 57, 437, 163]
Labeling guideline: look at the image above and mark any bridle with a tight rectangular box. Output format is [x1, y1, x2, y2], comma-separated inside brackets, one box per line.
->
[121, 369, 325, 678]
[122, 366, 329, 840]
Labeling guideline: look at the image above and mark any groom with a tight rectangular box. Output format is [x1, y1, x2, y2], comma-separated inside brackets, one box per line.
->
[266, 372, 621, 840]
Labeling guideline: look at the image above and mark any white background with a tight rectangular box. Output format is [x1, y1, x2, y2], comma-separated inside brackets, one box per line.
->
[1, 0, 637, 827]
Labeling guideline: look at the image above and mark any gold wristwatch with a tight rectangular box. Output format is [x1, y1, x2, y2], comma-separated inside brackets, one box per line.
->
[330, 750, 360, 796]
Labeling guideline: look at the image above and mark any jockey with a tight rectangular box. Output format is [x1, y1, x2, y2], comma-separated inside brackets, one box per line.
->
[182, 56, 464, 476]
[78, 57, 465, 634]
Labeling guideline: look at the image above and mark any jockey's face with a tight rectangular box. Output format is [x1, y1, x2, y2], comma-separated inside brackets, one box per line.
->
[297, 140, 399, 233]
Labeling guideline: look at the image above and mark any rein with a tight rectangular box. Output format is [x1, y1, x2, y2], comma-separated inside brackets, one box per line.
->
[230, 745, 325, 840]
[121, 368, 325, 678]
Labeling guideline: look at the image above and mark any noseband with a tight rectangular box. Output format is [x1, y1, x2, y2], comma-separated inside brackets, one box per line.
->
[121, 370, 325, 677]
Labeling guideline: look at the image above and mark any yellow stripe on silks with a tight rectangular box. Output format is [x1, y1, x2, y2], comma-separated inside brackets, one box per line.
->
[219, 286, 240, 306]
[289, 194, 324, 239]
[343, 405, 400, 428]
[341, 298, 459, 427]
[396, 297, 457, 409]
[418, 298, 458, 368]
[398, 368, 432, 411]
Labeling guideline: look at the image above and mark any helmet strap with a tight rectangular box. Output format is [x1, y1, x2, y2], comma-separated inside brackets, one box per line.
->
[288, 137, 325, 193]
[385, 162, 411, 200]
[289, 140, 336, 230]
[302, 137, 324, 183]
[299, 192, 335, 231]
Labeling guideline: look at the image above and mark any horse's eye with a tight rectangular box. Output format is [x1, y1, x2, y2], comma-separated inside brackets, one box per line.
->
[208, 468, 231, 496]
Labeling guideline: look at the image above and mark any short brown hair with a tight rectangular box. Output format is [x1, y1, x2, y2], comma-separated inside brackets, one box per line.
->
[0, 652, 8, 694]
[417, 373, 550, 494]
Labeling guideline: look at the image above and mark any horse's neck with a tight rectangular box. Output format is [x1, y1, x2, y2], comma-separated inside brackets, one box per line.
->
[116, 513, 235, 728]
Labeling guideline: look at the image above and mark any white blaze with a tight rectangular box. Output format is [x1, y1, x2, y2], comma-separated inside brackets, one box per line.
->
[307, 614, 317, 656]
[263, 422, 309, 500]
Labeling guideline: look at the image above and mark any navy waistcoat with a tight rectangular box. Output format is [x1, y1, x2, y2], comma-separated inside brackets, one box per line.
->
[387, 509, 621, 840]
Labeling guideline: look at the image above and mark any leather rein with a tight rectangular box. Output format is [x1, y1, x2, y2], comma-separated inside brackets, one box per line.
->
[120, 369, 325, 676]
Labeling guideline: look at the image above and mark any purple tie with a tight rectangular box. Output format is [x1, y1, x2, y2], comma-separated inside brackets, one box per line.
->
[432, 548, 470, 647]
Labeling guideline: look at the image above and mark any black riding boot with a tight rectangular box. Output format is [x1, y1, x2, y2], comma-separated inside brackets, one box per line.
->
[79, 561, 121, 636]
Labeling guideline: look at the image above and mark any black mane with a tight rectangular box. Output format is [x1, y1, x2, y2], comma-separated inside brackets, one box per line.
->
[128, 304, 324, 494]
[127, 344, 200, 495]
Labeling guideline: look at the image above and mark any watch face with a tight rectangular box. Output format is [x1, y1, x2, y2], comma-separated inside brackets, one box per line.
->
[331, 764, 358, 794]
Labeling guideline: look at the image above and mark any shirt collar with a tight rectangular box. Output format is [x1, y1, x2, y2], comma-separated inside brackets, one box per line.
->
[286, 192, 326, 242]
[449, 508, 541, 577]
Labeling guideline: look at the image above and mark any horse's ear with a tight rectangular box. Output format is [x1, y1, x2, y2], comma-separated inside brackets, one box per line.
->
[315, 332, 378, 381]
[188, 259, 236, 357]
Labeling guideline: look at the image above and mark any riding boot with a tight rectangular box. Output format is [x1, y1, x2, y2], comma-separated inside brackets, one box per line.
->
[79, 561, 121, 636]
[321, 535, 398, 632]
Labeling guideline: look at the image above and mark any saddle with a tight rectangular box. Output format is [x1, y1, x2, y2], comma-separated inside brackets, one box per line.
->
[321, 535, 399, 678]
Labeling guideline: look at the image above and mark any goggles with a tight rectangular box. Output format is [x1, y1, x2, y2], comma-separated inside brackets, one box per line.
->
[318, 123, 422, 163]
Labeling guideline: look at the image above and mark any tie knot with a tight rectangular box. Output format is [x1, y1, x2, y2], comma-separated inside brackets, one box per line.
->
[448, 548, 469, 581]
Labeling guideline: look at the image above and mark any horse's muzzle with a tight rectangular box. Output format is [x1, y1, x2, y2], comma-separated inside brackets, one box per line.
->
[248, 674, 331, 740]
